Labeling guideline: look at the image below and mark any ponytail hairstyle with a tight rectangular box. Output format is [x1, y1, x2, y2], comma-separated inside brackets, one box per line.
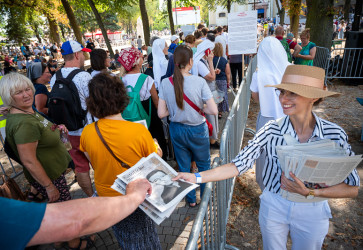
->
[173, 45, 193, 110]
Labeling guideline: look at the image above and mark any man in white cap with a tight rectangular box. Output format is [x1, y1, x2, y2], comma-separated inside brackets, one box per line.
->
[168, 35, 179, 54]
[49, 40, 94, 198]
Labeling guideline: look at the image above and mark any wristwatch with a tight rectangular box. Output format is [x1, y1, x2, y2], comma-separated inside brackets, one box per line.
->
[306, 189, 315, 199]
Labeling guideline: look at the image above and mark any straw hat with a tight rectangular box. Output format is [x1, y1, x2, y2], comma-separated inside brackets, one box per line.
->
[265, 65, 340, 98]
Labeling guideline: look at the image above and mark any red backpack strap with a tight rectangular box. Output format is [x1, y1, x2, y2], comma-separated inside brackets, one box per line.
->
[168, 77, 204, 116]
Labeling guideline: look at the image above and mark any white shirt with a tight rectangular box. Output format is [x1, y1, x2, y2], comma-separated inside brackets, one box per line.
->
[50, 67, 93, 136]
[232, 114, 360, 194]
[250, 72, 284, 120]
[122, 73, 154, 101]
[222, 32, 228, 45]
[197, 60, 210, 78]
[33, 48, 41, 55]
[215, 35, 227, 59]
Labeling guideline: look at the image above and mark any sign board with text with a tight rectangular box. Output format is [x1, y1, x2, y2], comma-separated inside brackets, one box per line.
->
[172, 6, 201, 25]
[228, 11, 257, 55]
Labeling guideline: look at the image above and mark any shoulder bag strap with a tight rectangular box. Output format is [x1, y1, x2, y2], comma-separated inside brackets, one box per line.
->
[214, 57, 221, 70]
[134, 73, 148, 93]
[168, 77, 205, 117]
[66, 69, 83, 81]
[94, 121, 129, 168]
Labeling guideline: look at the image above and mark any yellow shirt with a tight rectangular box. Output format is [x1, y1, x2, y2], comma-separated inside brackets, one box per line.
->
[80, 119, 157, 197]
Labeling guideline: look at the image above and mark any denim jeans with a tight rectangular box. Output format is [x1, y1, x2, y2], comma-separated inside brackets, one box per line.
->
[169, 122, 210, 203]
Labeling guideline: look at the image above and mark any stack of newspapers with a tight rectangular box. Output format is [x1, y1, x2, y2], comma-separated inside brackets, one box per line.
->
[277, 139, 362, 202]
[112, 153, 198, 225]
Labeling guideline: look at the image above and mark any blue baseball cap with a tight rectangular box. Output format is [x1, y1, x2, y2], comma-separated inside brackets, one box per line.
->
[61, 40, 91, 55]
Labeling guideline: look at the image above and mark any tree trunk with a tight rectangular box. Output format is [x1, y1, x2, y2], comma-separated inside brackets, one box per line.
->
[86, 0, 114, 57]
[306, 0, 334, 49]
[46, 14, 61, 44]
[352, 0, 362, 31]
[60, 0, 83, 45]
[32, 24, 42, 43]
[59, 24, 66, 41]
[167, 0, 175, 35]
[275, 0, 285, 25]
[227, 0, 231, 13]
[139, 0, 150, 46]
[344, 0, 351, 23]
[288, 0, 301, 39]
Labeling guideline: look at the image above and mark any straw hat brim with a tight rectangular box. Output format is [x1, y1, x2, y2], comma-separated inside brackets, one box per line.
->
[265, 83, 340, 99]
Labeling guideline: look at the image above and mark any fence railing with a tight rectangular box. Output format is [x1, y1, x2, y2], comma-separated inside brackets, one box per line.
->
[0, 127, 23, 180]
[313, 45, 363, 85]
[185, 56, 257, 250]
[326, 47, 363, 82]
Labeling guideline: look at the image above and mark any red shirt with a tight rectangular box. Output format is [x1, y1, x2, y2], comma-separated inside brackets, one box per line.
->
[275, 36, 297, 50]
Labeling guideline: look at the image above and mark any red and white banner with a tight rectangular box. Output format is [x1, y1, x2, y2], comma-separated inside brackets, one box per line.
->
[172, 6, 201, 25]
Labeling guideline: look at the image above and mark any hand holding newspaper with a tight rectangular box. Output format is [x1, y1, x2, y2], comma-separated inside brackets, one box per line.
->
[112, 152, 199, 224]
[277, 139, 362, 203]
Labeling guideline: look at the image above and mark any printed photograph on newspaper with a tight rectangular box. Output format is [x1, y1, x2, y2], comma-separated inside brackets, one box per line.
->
[117, 152, 199, 212]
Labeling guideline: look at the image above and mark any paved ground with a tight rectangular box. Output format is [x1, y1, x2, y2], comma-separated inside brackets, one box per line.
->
[32, 89, 235, 250]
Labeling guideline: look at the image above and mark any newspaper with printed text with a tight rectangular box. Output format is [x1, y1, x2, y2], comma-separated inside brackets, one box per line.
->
[277, 139, 362, 202]
[112, 153, 198, 223]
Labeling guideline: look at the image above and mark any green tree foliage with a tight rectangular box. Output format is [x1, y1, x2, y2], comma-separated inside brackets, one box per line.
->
[3, 7, 32, 45]
[75, 9, 120, 34]
[204, 0, 247, 13]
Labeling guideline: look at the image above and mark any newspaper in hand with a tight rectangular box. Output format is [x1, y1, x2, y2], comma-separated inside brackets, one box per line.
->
[114, 152, 198, 215]
[277, 139, 362, 203]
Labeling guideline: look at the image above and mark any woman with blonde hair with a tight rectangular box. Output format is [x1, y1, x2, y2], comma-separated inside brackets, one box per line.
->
[0, 73, 93, 249]
[295, 29, 316, 66]
[213, 42, 231, 118]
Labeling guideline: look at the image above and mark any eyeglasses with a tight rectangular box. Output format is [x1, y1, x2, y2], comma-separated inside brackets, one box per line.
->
[275, 89, 298, 100]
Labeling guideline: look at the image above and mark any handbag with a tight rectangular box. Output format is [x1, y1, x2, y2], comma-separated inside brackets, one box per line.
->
[94, 121, 129, 169]
[203, 58, 225, 104]
[169, 77, 213, 136]
[0, 174, 26, 201]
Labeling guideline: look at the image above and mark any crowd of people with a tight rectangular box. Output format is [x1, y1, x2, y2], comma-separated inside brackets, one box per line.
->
[0, 19, 360, 250]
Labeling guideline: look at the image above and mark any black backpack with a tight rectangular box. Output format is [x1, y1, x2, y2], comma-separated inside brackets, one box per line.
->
[48, 69, 87, 131]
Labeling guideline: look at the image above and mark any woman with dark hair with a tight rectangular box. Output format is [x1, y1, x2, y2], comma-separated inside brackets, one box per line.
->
[27, 62, 51, 115]
[158, 45, 218, 207]
[174, 65, 360, 249]
[80, 72, 162, 249]
[90, 48, 111, 77]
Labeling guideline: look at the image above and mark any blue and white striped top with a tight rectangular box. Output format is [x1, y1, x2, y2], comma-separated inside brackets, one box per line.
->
[232, 113, 360, 194]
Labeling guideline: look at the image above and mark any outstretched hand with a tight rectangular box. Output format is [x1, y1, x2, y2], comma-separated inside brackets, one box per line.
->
[280, 172, 309, 196]
[126, 178, 152, 204]
[172, 172, 196, 183]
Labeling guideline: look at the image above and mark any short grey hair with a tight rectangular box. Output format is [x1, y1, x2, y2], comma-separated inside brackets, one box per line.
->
[0, 73, 35, 107]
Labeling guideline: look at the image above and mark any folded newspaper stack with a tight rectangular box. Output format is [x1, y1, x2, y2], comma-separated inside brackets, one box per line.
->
[111, 152, 199, 225]
[276, 139, 362, 203]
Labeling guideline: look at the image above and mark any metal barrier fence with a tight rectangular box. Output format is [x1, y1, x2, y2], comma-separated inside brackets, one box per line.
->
[313, 45, 363, 85]
[326, 47, 363, 82]
[0, 127, 23, 180]
[313, 46, 330, 71]
[185, 56, 257, 250]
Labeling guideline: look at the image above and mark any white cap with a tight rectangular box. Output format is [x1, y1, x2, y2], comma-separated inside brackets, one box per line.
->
[171, 35, 179, 42]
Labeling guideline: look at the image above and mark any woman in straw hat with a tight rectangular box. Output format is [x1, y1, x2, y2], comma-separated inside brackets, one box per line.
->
[174, 65, 360, 249]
